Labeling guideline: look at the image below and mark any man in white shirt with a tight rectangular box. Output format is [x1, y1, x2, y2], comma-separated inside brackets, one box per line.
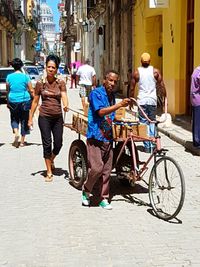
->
[76, 58, 96, 110]
[130, 52, 166, 152]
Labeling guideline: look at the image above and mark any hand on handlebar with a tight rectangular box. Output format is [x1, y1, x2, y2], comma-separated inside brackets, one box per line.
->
[120, 98, 131, 107]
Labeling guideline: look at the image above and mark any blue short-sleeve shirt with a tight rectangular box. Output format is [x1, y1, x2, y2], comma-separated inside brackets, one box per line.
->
[87, 86, 116, 142]
[6, 72, 31, 103]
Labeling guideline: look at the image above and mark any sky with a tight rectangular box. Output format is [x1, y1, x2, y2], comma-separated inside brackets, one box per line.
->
[46, 0, 60, 32]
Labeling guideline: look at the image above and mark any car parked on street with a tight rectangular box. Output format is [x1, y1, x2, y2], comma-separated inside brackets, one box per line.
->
[36, 64, 44, 76]
[23, 65, 42, 88]
[0, 65, 41, 100]
[0, 67, 15, 100]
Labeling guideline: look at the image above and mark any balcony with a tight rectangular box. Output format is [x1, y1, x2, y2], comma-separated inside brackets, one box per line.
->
[87, 0, 106, 19]
[0, 0, 17, 30]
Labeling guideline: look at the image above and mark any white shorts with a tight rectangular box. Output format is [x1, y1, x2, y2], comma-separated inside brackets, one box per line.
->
[79, 85, 92, 97]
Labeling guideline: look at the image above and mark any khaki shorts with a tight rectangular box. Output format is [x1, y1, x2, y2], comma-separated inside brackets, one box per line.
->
[79, 85, 92, 97]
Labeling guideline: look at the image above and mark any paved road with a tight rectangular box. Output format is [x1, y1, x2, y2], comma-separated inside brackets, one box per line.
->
[0, 88, 200, 267]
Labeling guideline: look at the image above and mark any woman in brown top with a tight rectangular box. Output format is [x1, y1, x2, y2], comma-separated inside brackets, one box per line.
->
[28, 54, 69, 182]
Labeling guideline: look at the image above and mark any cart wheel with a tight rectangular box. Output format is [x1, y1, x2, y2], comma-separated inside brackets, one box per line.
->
[68, 140, 87, 189]
[149, 156, 185, 221]
[114, 142, 134, 186]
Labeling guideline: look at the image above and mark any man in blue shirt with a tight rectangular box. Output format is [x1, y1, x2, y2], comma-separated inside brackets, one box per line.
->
[82, 70, 131, 209]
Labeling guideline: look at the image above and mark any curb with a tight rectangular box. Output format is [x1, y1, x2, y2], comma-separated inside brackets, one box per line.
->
[158, 126, 200, 156]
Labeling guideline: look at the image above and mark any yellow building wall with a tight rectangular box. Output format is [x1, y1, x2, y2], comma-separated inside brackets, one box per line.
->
[27, 0, 33, 19]
[133, 0, 187, 116]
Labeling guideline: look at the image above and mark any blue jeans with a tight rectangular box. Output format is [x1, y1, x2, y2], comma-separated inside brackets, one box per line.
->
[192, 105, 200, 147]
[9, 102, 30, 136]
[139, 105, 156, 150]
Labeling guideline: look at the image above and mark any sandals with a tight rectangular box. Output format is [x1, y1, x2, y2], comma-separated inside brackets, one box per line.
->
[19, 142, 26, 147]
[45, 173, 53, 182]
[12, 135, 19, 148]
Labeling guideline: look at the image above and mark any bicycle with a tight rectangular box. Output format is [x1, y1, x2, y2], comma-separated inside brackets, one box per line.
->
[65, 99, 185, 221]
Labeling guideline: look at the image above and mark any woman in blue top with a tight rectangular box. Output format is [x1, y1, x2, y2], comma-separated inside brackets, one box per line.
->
[6, 58, 34, 147]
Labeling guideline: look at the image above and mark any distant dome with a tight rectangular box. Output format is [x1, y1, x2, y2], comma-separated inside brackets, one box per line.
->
[40, 2, 53, 16]
[38, 0, 56, 51]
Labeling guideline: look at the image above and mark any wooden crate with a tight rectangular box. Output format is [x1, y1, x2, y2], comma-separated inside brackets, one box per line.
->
[112, 123, 148, 139]
[115, 107, 138, 122]
[115, 107, 126, 121]
[80, 117, 88, 136]
[72, 113, 88, 136]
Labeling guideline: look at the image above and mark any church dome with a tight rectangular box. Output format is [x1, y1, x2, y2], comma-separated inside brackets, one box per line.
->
[40, 1, 53, 16]
[39, 0, 55, 32]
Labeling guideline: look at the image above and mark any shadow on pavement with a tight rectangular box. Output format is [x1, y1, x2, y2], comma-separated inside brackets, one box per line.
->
[109, 176, 149, 206]
[174, 115, 192, 132]
[31, 168, 69, 179]
[184, 140, 200, 156]
[0, 143, 5, 147]
[87, 176, 150, 207]
[23, 142, 42, 147]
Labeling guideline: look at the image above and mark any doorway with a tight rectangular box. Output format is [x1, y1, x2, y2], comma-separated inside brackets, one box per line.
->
[186, 0, 194, 115]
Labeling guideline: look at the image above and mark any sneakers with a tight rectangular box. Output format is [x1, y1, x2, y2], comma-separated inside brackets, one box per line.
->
[82, 191, 90, 206]
[99, 199, 113, 210]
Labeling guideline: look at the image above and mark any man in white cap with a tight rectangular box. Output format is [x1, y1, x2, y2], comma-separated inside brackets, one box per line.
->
[130, 52, 166, 152]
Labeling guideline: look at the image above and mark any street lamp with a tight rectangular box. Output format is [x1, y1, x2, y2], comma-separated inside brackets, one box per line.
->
[82, 20, 88, 32]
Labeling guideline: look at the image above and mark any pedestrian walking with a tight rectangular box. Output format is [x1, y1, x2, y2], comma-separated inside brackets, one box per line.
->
[28, 54, 69, 182]
[70, 63, 77, 89]
[190, 65, 200, 148]
[76, 58, 96, 111]
[6, 58, 34, 147]
[82, 70, 131, 209]
[130, 52, 166, 153]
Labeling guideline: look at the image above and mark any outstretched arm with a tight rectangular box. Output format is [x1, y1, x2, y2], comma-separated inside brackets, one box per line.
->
[98, 98, 131, 117]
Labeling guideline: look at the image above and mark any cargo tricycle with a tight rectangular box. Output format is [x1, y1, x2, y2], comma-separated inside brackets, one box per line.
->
[64, 99, 185, 221]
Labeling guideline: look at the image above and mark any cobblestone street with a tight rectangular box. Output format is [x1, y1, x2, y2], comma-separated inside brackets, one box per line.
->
[0, 88, 200, 267]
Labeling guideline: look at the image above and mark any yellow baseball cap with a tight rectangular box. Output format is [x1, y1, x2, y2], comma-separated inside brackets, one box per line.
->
[141, 52, 151, 62]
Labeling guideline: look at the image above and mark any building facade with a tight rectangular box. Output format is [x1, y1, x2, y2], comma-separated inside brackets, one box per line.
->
[0, 0, 40, 65]
[61, 0, 134, 89]
[133, 0, 200, 116]
[39, 0, 56, 53]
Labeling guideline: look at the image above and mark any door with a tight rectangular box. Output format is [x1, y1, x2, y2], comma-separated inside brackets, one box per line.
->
[186, 0, 194, 115]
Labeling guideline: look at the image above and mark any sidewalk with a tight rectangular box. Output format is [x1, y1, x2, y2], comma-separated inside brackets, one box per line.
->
[115, 93, 200, 156]
[158, 115, 200, 156]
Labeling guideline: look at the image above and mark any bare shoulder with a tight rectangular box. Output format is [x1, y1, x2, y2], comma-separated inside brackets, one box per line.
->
[133, 69, 139, 81]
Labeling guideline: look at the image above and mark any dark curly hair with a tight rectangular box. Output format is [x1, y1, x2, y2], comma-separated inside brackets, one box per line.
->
[11, 58, 23, 71]
[46, 54, 60, 69]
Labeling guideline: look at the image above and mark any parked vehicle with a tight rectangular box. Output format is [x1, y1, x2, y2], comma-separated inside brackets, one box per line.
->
[36, 65, 44, 76]
[23, 66, 42, 88]
[22, 60, 35, 66]
[0, 67, 15, 99]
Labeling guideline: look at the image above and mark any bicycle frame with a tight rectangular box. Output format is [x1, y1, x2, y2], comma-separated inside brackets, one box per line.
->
[113, 121, 167, 183]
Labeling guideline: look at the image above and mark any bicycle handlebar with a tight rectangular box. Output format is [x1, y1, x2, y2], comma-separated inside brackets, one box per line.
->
[129, 97, 168, 124]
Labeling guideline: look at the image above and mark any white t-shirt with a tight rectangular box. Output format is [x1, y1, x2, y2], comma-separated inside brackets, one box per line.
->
[76, 64, 96, 86]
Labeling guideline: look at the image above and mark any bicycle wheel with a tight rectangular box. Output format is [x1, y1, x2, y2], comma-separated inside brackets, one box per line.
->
[68, 140, 87, 189]
[149, 156, 185, 220]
